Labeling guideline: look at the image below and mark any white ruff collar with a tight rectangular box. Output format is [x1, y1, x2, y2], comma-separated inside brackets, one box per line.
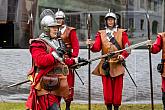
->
[106, 27, 117, 34]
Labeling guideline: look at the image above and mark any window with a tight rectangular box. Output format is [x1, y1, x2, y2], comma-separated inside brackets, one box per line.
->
[65, 14, 80, 29]
[140, 0, 144, 8]
[128, 0, 134, 6]
[140, 19, 144, 30]
[154, 1, 157, 11]
[147, 0, 152, 10]
[152, 20, 158, 34]
[99, 16, 105, 30]
[7, 0, 18, 21]
[128, 18, 134, 29]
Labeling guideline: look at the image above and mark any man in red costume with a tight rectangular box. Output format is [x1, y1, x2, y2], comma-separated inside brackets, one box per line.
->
[26, 15, 71, 110]
[87, 11, 130, 110]
[150, 32, 165, 110]
[55, 9, 80, 110]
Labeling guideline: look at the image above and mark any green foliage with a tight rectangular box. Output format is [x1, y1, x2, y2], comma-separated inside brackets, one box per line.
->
[0, 102, 163, 110]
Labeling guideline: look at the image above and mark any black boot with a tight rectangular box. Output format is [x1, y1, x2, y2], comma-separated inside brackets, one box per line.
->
[162, 92, 165, 110]
[65, 101, 71, 110]
[114, 106, 119, 110]
[106, 104, 112, 110]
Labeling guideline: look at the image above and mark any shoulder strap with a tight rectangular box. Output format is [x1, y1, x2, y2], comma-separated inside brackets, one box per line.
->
[107, 33, 122, 50]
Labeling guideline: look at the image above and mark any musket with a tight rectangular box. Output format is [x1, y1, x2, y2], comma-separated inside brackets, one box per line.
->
[145, 12, 154, 110]
[87, 13, 92, 110]
[71, 40, 151, 68]
[7, 80, 30, 88]
[74, 69, 84, 85]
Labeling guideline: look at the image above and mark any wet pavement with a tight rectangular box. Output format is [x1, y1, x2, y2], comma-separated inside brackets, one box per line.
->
[0, 49, 162, 104]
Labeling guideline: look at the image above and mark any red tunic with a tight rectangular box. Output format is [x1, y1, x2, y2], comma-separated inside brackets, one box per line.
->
[91, 30, 130, 105]
[26, 41, 60, 110]
[63, 28, 79, 102]
[150, 34, 165, 92]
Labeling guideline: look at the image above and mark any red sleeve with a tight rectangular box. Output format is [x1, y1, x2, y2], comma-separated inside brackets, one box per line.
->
[121, 32, 131, 59]
[151, 35, 162, 54]
[70, 29, 79, 57]
[30, 41, 57, 68]
[91, 32, 102, 52]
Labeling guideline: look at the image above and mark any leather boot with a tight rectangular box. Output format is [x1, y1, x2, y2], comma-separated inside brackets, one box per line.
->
[106, 104, 112, 110]
[65, 101, 71, 110]
[114, 106, 119, 110]
[162, 92, 165, 110]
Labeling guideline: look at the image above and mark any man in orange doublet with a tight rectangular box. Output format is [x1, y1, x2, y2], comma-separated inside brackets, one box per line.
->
[87, 11, 130, 110]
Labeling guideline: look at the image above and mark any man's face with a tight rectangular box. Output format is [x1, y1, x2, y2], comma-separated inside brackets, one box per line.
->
[56, 18, 64, 25]
[106, 17, 115, 28]
[49, 26, 58, 39]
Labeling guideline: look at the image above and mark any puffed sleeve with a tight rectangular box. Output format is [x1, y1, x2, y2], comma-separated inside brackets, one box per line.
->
[121, 32, 131, 59]
[30, 41, 57, 68]
[151, 34, 162, 54]
[91, 32, 102, 52]
[69, 29, 79, 57]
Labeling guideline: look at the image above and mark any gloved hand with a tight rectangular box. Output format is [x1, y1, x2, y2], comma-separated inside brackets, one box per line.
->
[64, 57, 75, 66]
[57, 47, 65, 58]
[146, 40, 152, 46]
[102, 60, 109, 70]
[78, 57, 89, 66]
[117, 55, 124, 62]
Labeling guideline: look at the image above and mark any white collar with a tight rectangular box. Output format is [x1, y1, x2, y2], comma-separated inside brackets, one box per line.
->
[106, 27, 117, 34]
[106, 28, 117, 42]
[60, 25, 66, 34]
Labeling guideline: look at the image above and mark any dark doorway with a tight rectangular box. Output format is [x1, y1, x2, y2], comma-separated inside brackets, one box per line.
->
[152, 20, 158, 34]
[0, 22, 14, 48]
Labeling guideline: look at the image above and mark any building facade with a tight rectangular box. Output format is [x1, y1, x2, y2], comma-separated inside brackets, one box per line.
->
[0, 0, 164, 48]
[0, 0, 37, 48]
[123, 0, 164, 38]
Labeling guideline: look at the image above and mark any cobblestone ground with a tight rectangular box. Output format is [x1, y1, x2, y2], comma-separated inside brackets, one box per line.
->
[0, 49, 162, 104]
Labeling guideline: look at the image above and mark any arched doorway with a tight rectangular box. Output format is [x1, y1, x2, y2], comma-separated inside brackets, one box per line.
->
[152, 20, 158, 34]
[0, 22, 14, 48]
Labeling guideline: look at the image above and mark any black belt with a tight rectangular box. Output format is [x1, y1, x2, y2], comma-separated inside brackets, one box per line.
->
[161, 59, 165, 63]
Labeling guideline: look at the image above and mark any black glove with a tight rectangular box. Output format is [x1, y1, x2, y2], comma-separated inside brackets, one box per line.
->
[78, 57, 89, 66]
[102, 60, 109, 70]
[57, 47, 65, 58]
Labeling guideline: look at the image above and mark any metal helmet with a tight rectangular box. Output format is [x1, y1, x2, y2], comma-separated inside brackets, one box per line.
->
[40, 15, 59, 32]
[55, 9, 65, 19]
[105, 12, 117, 20]
[40, 9, 55, 20]
[104, 9, 117, 27]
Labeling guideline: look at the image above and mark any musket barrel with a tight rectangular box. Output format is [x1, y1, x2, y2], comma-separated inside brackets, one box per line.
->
[7, 80, 30, 88]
